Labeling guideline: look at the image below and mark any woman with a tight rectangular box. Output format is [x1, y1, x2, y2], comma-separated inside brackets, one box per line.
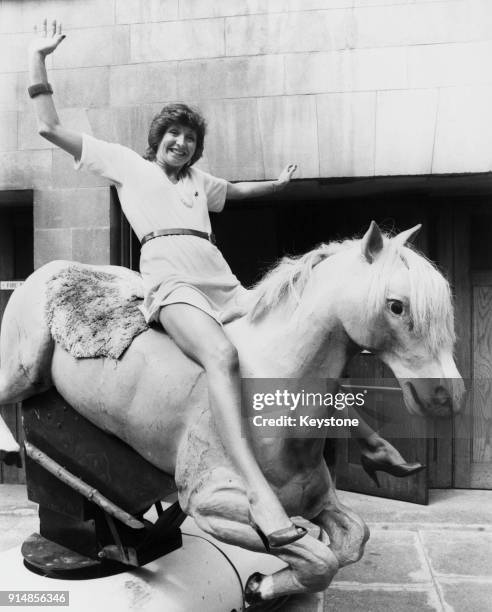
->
[27, 20, 422, 547]
[28, 19, 305, 547]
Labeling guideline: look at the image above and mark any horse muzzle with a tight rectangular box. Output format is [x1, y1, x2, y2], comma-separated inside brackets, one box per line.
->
[402, 377, 465, 418]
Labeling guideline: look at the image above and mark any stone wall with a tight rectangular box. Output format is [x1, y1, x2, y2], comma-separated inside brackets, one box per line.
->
[0, 0, 491, 265]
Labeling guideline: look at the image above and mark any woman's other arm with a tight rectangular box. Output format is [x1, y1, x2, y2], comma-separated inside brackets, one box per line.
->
[29, 19, 82, 159]
[226, 163, 298, 200]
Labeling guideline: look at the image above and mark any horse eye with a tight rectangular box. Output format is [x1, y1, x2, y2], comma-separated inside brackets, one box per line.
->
[388, 300, 404, 316]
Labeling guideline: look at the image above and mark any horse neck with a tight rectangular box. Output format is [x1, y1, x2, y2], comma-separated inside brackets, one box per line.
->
[229, 298, 351, 476]
[230, 287, 352, 380]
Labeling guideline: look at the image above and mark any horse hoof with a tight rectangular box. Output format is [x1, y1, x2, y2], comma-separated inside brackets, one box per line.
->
[245, 572, 266, 604]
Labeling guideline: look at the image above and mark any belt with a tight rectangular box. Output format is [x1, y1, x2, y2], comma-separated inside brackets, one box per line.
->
[141, 228, 216, 247]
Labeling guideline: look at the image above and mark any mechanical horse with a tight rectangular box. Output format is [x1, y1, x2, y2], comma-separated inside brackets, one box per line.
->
[0, 222, 463, 604]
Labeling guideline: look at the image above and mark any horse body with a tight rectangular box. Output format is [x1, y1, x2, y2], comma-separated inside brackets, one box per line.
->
[0, 223, 464, 602]
[49, 290, 340, 524]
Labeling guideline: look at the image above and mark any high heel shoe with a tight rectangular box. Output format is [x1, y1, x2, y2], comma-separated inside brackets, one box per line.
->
[361, 455, 425, 488]
[253, 522, 308, 551]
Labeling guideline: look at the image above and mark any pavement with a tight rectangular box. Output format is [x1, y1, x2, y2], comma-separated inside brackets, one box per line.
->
[0, 485, 491, 611]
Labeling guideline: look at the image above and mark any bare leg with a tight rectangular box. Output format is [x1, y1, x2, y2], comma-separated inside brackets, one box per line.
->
[159, 304, 304, 543]
[340, 405, 424, 484]
[344, 404, 406, 464]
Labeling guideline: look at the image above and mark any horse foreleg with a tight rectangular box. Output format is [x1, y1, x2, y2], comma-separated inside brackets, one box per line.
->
[246, 491, 368, 603]
[312, 486, 369, 567]
[190, 486, 266, 551]
[244, 533, 340, 603]
[190, 489, 339, 603]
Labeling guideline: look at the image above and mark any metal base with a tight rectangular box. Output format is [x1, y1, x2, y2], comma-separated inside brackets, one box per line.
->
[3, 531, 246, 612]
[22, 533, 127, 580]
[22, 501, 185, 577]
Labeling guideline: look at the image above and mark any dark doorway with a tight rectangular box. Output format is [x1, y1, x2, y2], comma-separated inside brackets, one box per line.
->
[0, 190, 33, 484]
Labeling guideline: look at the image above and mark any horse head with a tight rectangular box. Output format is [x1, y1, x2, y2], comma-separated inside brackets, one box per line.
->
[246, 221, 463, 418]
[332, 221, 464, 418]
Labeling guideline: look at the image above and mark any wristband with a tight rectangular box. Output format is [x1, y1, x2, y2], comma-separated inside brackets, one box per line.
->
[28, 82, 53, 98]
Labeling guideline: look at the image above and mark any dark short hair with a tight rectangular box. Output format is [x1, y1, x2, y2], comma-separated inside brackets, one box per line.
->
[143, 103, 206, 168]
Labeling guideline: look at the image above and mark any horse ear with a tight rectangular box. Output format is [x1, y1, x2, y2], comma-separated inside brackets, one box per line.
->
[361, 221, 384, 263]
[394, 224, 422, 246]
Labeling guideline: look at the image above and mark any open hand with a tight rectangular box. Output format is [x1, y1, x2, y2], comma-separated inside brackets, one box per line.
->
[29, 19, 65, 57]
[276, 163, 298, 189]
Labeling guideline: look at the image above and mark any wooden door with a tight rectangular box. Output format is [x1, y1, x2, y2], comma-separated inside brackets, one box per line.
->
[453, 208, 492, 489]
[335, 353, 428, 504]
[469, 272, 492, 488]
[0, 206, 33, 484]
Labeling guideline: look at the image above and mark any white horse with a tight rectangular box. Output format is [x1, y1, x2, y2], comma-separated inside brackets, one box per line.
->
[0, 222, 463, 603]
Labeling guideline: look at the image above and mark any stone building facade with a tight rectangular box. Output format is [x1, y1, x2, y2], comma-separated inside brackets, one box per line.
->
[0, 0, 491, 267]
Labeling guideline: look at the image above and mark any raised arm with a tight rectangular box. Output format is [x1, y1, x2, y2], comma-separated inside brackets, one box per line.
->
[226, 163, 298, 200]
[28, 19, 82, 159]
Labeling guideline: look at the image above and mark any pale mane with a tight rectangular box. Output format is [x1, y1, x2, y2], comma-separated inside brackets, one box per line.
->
[399, 246, 456, 353]
[248, 235, 455, 355]
[248, 239, 355, 321]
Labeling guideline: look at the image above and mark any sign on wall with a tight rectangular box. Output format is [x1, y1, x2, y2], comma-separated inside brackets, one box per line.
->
[0, 281, 24, 290]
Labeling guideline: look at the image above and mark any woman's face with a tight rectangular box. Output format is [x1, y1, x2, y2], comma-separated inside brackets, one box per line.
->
[156, 123, 197, 170]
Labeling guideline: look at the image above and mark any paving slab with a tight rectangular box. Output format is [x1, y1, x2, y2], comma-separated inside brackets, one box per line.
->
[2, 485, 492, 612]
[0, 484, 35, 511]
[420, 530, 492, 578]
[0, 515, 38, 553]
[338, 489, 492, 527]
[335, 529, 431, 584]
[0, 485, 38, 553]
[323, 587, 440, 612]
[440, 581, 492, 612]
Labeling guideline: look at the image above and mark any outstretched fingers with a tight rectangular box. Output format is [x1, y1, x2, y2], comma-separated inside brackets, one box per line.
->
[34, 18, 62, 38]
[287, 163, 297, 175]
[51, 19, 62, 36]
[31, 18, 65, 56]
[277, 162, 298, 187]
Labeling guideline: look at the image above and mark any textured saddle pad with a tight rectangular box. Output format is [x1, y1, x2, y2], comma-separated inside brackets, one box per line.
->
[45, 264, 148, 359]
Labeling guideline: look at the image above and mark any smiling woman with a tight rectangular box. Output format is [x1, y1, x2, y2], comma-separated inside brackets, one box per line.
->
[159, 123, 197, 170]
[25, 18, 307, 548]
[143, 104, 205, 175]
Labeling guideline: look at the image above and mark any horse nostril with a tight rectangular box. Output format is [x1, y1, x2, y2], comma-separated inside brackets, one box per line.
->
[434, 386, 451, 406]
[432, 385, 453, 418]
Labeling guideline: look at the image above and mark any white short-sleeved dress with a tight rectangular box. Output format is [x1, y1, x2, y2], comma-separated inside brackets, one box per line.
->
[75, 134, 249, 325]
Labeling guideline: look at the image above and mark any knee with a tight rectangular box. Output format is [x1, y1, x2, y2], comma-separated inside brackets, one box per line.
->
[205, 341, 239, 374]
[191, 488, 251, 541]
[301, 545, 340, 592]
